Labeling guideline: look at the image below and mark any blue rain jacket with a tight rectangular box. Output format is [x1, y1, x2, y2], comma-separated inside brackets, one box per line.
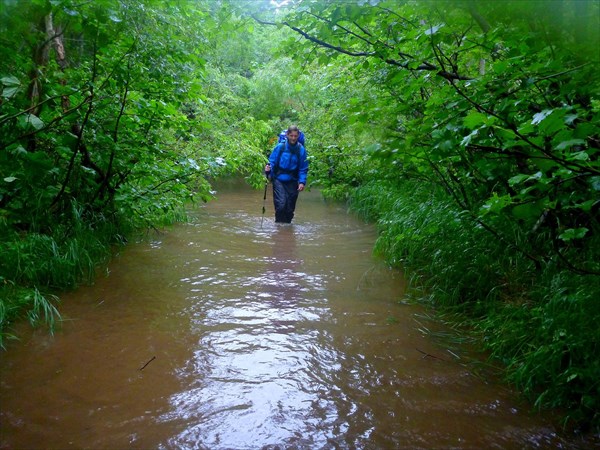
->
[269, 141, 308, 185]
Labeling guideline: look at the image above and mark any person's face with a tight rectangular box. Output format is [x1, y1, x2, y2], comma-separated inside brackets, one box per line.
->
[286, 130, 299, 145]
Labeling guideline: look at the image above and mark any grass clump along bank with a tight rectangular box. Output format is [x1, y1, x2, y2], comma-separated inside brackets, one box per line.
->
[0, 200, 187, 348]
[348, 180, 600, 432]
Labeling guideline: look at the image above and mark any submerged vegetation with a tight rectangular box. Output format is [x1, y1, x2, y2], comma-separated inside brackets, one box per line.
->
[1, 0, 599, 432]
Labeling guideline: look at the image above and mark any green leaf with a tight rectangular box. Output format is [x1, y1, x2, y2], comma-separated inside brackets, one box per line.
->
[567, 151, 590, 161]
[558, 227, 588, 242]
[492, 60, 510, 75]
[508, 174, 530, 186]
[3, 177, 17, 183]
[517, 122, 535, 135]
[480, 192, 512, 215]
[1, 75, 20, 86]
[532, 154, 559, 172]
[464, 111, 488, 130]
[424, 24, 444, 36]
[363, 143, 382, 153]
[2, 75, 21, 98]
[531, 109, 553, 125]
[555, 139, 585, 151]
[534, 109, 567, 136]
[460, 129, 478, 147]
[24, 151, 54, 170]
[492, 126, 517, 140]
[511, 201, 545, 220]
[18, 114, 45, 130]
[8, 145, 27, 156]
[2, 85, 20, 98]
[574, 199, 597, 212]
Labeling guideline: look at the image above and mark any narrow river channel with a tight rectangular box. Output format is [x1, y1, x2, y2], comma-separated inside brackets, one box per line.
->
[0, 180, 590, 449]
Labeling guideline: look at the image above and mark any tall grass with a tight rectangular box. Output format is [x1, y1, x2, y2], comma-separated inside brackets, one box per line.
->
[350, 180, 533, 307]
[0, 204, 125, 348]
[0, 192, 189, 348]
[479, 271, 600, 430]
[349, 179, 600, 432]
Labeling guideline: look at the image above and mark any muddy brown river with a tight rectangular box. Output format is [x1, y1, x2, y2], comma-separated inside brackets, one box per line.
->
[0, 181, 594, 449]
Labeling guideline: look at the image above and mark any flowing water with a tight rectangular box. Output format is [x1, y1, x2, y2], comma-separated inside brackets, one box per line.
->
[0, 181, 593, 449]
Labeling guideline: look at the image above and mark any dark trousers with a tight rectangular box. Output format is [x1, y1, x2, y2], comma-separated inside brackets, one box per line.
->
[272, 179, 299, 223]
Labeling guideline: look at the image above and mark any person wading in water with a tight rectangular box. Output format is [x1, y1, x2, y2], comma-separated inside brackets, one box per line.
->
[264, 125, 309, 224]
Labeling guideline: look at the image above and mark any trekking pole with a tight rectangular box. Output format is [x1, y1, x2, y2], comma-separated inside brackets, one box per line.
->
[260, 180, 268, 228]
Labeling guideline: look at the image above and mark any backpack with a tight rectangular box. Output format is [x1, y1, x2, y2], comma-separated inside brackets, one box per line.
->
[278, 129, 305, 146]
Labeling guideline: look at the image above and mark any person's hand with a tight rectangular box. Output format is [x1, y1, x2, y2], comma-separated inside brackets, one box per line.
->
[298, 183, 305, 191]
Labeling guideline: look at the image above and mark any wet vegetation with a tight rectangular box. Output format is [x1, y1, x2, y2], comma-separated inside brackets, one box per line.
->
[1, 0, 599, 433]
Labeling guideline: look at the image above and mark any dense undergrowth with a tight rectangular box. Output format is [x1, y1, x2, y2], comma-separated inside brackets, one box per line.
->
[347, 179, 600, 432]
[0, 0, 267, 346]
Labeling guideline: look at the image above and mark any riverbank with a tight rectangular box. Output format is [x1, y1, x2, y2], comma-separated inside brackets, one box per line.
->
[346, 179, 600, 434]
[0, 206, 186, 349]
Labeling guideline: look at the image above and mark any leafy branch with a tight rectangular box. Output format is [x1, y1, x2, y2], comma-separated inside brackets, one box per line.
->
[251, 14, 470, 81]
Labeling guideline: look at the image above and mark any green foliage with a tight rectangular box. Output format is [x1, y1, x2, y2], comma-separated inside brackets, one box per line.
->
[264, 0, 600, 270]
[0, 0, 229, 339]
[350, 178, 600, 430]
[0, 0, 305, 339]
[478, 271, 600, 430]
[254, 0, 600, 430]
[350, 179, 532, 307]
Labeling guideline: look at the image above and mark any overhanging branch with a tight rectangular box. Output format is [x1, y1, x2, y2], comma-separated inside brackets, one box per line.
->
[252, 15, 374, 57]
[252, 15, 471, 81]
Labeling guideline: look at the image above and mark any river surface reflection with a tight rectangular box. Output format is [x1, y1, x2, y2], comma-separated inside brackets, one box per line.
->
[0, 181, 592, 449]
